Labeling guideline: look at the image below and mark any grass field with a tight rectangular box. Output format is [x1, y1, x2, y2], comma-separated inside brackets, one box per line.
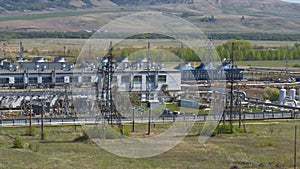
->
[0, 120, 299, 169]
[4, 38, 300, 69]
[236, 60, 300, 68]
[0, 8, 139, 22]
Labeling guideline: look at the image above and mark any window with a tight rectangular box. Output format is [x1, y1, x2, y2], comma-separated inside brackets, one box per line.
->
[121, 75, 130, 84]
[56, 77, 64, 83]
[133, 76, 142, 83]
[29, 77, 38, 84]
[158, 75, 166, 83]
[42, 77, 52, 84]
[73, 76, 79, 83]
[147, 75, 155, 83]
[0, 78, 9, 84]
[82, 76, 91, 83]
[15, 77, 24, 84]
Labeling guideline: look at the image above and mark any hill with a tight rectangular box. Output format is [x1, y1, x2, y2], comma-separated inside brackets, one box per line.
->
[0, 0, 117, 12]
[0, 0, 299, 34]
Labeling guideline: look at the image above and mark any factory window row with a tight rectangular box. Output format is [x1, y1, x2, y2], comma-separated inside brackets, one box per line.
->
[121, 75, 167, 84]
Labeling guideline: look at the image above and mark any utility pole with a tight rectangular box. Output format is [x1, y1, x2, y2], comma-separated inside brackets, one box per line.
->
[230, 42, 234, 133]
[63, 46, 66, 57]
[39, 95, 45, 140]
[19, 40, 23, 58]
[131, 107, 135, 132]
[238, 96, 242, 129]
[147, 41, 151, 135]
[29, 95, 33, 129]
[294, 125, 297, 169]
[286, 50, 289, 81]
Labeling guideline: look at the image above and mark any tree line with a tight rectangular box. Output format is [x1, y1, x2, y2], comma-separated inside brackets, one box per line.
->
[116, 39, 300, 62]
[2, 31, 300, 41]
[216, 39, 300, 61]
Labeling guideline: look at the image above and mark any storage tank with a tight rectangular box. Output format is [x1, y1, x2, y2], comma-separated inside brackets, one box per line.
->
[299, 88, 300, 101]
[280, 88, 286, 104]
[290, 89, 296, 100]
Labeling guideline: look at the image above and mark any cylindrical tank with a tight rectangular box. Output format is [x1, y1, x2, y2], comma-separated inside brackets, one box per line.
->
[290, 89, 296, 100]
[299, 88, 300, 101]
[280, 88, 286, 104]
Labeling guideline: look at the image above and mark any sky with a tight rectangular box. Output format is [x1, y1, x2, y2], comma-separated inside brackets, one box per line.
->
[281, 0, 300, 3]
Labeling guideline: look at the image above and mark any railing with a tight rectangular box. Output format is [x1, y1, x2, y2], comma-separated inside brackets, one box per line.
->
[0, 111, 298, 127]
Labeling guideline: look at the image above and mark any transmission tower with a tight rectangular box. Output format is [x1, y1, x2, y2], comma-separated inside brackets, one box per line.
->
[99, 41, 121, 125]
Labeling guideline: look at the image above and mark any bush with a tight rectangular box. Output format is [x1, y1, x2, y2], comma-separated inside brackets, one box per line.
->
[41, 130, 47, 140]
[28, 142, 33, 151]
[85, 125, 121, 139]
[215, 124, 233, 134]
[255, 140, 275, 147]
[25, 126, 37, 136]
[105, 126, 122, 139]
[122, 127, 131, 137]
[293, 64, 300, 67]
[74, 131, 90, 142]
[28, 142, 39, 152]
[201, 123, 218, 137]
[263, 87, 279, 102]
[13, 136, 25, 149]
[203, 124, 246, 137]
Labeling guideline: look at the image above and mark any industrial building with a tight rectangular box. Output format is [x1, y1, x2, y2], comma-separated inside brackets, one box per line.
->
[177, 61, 244, 81]
[0, 56, 181, 93]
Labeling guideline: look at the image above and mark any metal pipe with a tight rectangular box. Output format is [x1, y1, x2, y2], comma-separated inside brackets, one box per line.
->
[283, 98, 298, 107]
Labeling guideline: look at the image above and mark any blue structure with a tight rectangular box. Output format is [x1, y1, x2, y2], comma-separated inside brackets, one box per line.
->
[178, 99, 199, 108]
[178, 61, 244, 81]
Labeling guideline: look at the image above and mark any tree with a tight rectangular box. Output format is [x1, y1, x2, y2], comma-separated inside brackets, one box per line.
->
[263, 88, 279, 102]
[221, 39, 252, 61]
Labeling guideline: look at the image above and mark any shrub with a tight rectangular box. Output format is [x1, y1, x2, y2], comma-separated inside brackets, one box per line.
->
[25, 126, 37, 136]
[105, 126, 122, 139]
[85, 125, 121, 139]
[28, 142, 34, 151]
[201, 123, 218, 137]
[122, 127, 131, 137]
[74, 131, 90, 142]
[215, 124, 233, 134]
[293, 64, 300, 67]
[255, 140, 275, 147]
[203, 124, 246, 137]
[13, 136, 25, 149]
[263, 87, 279, 102]
[41, 130, 47, 140]
[28, 142, 39, 152]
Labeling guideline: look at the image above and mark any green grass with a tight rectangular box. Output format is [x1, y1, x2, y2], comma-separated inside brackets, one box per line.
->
[0, 8, 139, 22]
[236, 60, 300, 68]
[0, 120, 299, 169]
